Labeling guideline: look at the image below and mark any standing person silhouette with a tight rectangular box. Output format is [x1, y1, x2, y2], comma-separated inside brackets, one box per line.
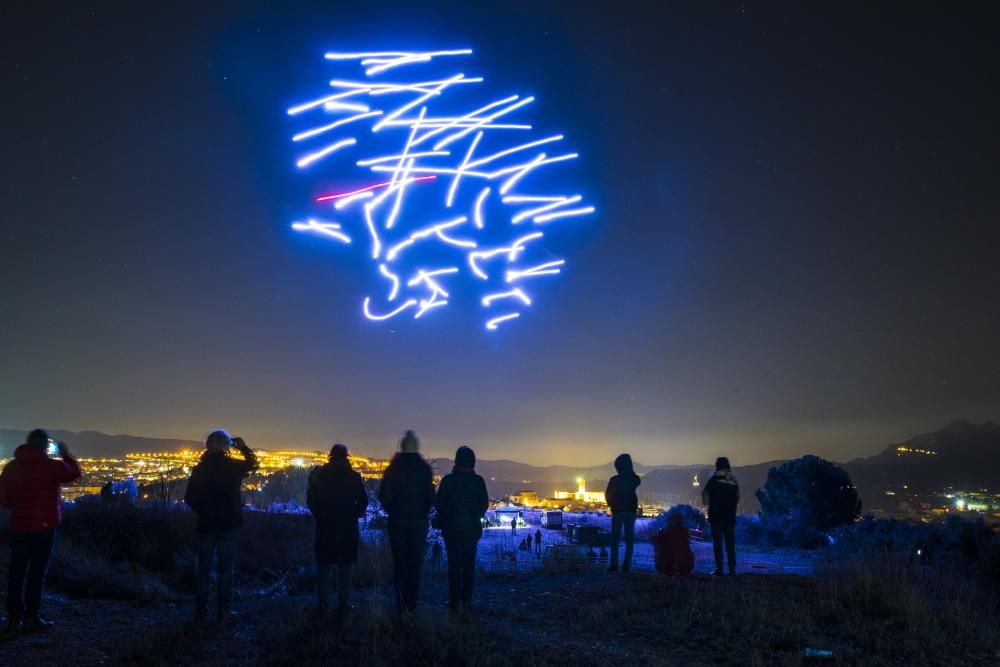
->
[605, 454, 641, 573]
[378, 430, 435, 615]
[534, 528, 542, 554]
[0, 429, 81, 636]
[435, 445, 489, 613]
[183, 430, 258, 623]
[306, 444, 368, 615]
[702, 457, 740, 576]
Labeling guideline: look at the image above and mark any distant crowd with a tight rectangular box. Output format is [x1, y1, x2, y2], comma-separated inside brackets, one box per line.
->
[0, 428, 740, 633]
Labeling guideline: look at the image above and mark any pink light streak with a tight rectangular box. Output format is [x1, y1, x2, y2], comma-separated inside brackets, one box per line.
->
[315, 175, 437, 202]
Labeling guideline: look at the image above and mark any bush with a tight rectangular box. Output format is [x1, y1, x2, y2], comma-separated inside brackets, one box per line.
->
[755, 455, 861, 547]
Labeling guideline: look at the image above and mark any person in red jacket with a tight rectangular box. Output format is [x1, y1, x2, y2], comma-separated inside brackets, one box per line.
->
[0, 429, 81, 636]
[652, 511, 695, 575]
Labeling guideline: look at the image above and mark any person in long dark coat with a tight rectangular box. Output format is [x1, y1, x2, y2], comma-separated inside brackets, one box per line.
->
[307, 444, 369, 613]
[434, 445, 489, 612]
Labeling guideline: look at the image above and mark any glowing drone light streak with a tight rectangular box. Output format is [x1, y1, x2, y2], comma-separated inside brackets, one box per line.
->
[486, 313, 520, 330]
[506, 260, 565, 283]
[288, 47, 595, 330]
[316, 175, 436, 202]
[291, 219, 352, 244]
[533, 206, 596, 224]
[363, 296, 417, 320]
[482, 288, 531, 307]
[293, 111, 383, 142]
[509, 195, 583, 224]
[296, 137, 357, 169]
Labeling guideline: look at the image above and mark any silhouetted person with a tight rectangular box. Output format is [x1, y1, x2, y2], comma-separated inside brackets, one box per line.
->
[526, 533, 532, 551]
[100, 481, 113, 504]
[0, 430, 81, 636]
[605, 453, 641, 572]
[652, 512, 695, 575]
[702, 456, 739, 576]
[378, 430, 434, 614]
[183, 430, 258, 622]
[435, 445, 489, 612]
[534, 528, 542, 554]
[306, 444, 368, 614]
[510, 515, 516, 536]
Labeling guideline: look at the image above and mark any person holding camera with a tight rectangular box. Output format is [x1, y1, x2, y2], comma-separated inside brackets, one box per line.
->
[0, 429, 81, 636]
[183, 430, 258, 623]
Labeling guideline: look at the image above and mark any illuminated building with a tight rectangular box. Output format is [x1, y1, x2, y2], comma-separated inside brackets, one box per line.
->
[553, 478, 606, 506]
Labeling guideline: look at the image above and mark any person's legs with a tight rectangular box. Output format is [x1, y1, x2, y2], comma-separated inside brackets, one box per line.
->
[195, 532, 218, 614]
[23, 529, 55, 619]
[317, 563, 332, 608]
[609, 513, 623, 571]
[622, 512, 636, 571]
[443, 533, 462, 609]
[710, 521, 724, 574]
[387, 522, 407, 613]
[6, 533, 30, 623]
[460, 533, 478, 608]
[337, 564, 352, 608]
[724, 521, 737, 574]
[215, 530, 239, 613]
[404, 521, 426, 611]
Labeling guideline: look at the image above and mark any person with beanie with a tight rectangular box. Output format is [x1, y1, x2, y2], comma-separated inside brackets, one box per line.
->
[378, 430, 435, 614]
[702, 456, 740, 575]
[307, 444, 369, 615]
[0, 429, 81, 635]
[434, 445, 489, 612]
[605, 453, 641, 572]
[183, 429, 258, 623]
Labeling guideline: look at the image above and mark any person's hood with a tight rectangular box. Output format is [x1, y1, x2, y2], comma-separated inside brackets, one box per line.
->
[455, 445, 476, 469]
[14, 444, 47, 462]
[713, 469, 738, 485]
[614, 453, 635, 476]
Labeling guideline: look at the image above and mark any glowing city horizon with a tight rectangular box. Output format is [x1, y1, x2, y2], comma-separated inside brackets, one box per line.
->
[287, 48, 595, 330]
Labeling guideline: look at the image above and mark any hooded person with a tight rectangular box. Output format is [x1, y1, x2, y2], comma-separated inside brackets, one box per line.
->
[183, 429, 258, 622]
[701, 457, 740, 575]
[605, 453, 641, 572]
[0, 429, 81, 635]
[378, 430, 435, 614]
[307, 444, 369, 614]
[434, 445, 489, 612]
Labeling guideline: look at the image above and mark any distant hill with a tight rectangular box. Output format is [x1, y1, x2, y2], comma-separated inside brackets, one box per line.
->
[0, 428, 201, 460]
[844, 419, 1000, 493]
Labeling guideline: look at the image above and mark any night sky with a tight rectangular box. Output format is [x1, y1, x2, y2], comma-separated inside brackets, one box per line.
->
[1, 1, 997, 466]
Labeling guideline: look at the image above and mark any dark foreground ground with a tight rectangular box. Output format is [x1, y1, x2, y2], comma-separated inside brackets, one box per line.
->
[2, 562, 998, 667]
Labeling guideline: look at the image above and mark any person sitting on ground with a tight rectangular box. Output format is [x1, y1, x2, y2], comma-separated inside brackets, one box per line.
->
[435, 445, 489, 613]
[605, 453, 641, 573]
[378, 430, 435, 614]
[519, 538, 529, 552]
[0, 429, 81, 636]
[652, 512, 695, 575]
[701, 456, 740, 576]
[306, 444, 368, 615]
[183, 430, 258, 623]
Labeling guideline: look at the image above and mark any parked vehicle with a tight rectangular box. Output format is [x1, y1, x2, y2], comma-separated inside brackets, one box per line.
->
[569, 524, 611, 548]
[541, 510, 563, 529]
